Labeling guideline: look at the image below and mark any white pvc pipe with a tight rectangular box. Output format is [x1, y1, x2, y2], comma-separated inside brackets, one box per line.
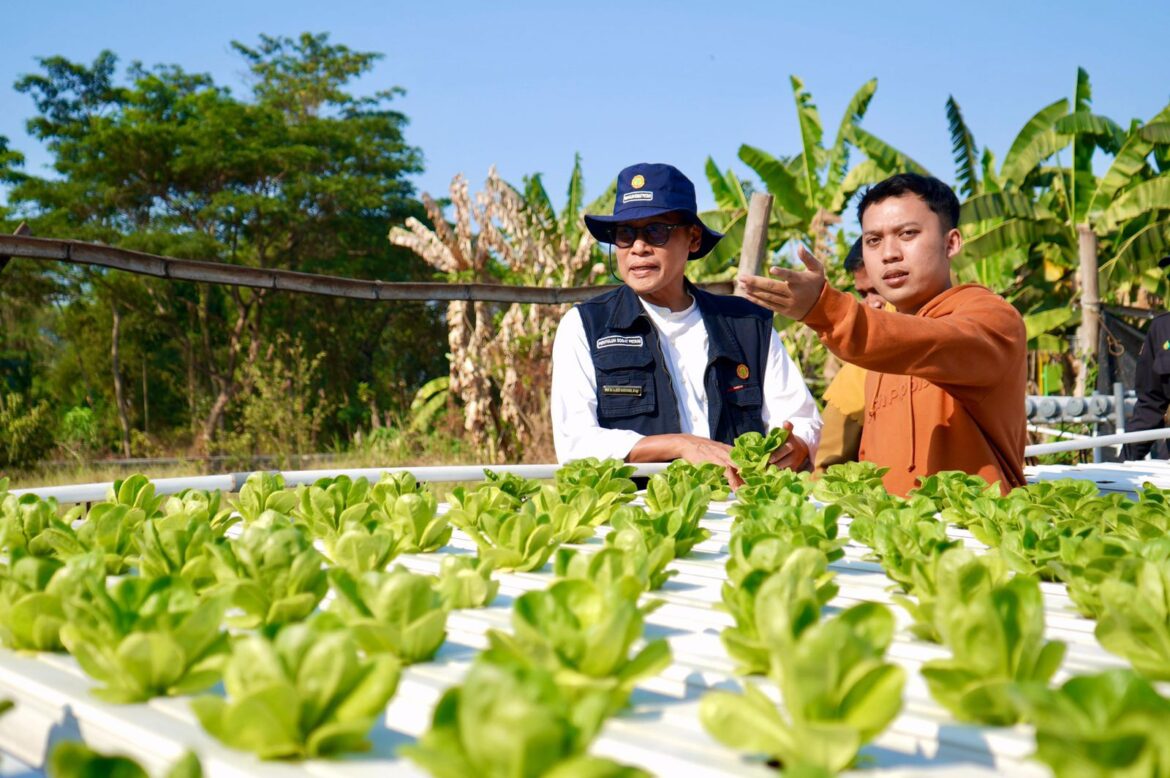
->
[1026, 424, 1095, 441]
[1026, 427, 1170, 457]
[8, 462, 673, 503]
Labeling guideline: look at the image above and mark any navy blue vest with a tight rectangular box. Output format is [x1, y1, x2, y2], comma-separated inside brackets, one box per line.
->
[576, 281, 772, 445]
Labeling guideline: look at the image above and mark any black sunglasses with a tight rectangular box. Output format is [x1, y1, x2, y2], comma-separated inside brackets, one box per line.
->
[612, 222, 692, 248]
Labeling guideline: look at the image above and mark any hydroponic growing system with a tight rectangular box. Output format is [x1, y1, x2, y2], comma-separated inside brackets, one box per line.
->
[1, 442, 1169, 778]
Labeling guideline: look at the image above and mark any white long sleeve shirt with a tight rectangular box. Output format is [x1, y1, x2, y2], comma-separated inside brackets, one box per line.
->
[551, 294, 821, 463]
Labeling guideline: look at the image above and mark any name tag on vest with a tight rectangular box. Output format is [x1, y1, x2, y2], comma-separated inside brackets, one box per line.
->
[602, 385, 643, 396]
[596, 335, 644, 349]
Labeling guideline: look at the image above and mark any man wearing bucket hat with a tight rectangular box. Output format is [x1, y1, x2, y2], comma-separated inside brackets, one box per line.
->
[551, 163, 821, 482]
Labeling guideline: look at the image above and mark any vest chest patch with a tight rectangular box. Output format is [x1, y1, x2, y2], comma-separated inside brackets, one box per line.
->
[596, 335, 644, 349]
[602, 385, 643, 396]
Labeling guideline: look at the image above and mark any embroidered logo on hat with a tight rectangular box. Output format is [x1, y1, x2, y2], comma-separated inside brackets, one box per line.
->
[631, 174, 645, 189]
[736, 363, 750, 380]
[622, 191, 654, 203]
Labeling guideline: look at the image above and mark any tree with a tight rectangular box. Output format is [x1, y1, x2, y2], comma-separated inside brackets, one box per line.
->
[4, 33, 443, 456]
[950, 69, 1170, 391]
[389, 157, 611, 461]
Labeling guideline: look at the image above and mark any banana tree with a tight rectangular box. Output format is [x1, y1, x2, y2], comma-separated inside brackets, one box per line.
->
[952, 69, 1170, 384]
[708, 76, 927, 272]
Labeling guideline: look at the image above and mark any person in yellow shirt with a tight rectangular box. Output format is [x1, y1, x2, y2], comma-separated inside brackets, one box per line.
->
[814, 239, 887, 475]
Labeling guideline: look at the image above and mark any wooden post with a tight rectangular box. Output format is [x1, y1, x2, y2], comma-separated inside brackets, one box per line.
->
[0, 222, 31, 277]
[735, 192, 774, 297]
[1075, 224, 1100, 397]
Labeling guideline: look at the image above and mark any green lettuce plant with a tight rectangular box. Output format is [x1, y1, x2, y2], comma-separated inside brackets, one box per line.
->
[450, 491, 558, 572]
[233, 471, 298, 523]
[104, 474, 166, 518]
[328, 566, 448, 664]
[487, 578, 671, 714]
[387, 491, 449, 553]
[0, 492, 65, 558]
[1016, 669, 1170, 778]
[554, 457, 638, 505]
[892, 546, 1010, 643]
[136, 511, 219, 588]
[433, 556, 498, 610]
[0, 553, 103, 652]
[1095, 558, 1170, 680]
[48, 742, 202, 778]
[811, 460, 889, 504]
[403, 657, 648, 778]
[191, 623, 401, 759]
[60, 576, 229, 703]
[661, 459, 730, 500]
[554, 528, 677, 592]
[207, 515, 327, 628]
[922, 574, 1066, 725]
[729, 428, 789, 479]
[719, 548, 837, 675]
[610, 501, 709, 558]
[702, 602, 904, 776]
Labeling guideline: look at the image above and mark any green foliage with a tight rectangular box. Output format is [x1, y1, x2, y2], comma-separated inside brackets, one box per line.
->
[728, 428, 789, 479]
[403, 658, 647, 778]
[1017, 669, 1170, 778]
[6, 33, 442, 455]
[812, 461, 889, 504]
[48, 742, 202, 778]
[661, 459, 731, 500]
[1095, 558, 1170, 680]
[383, 490, 449, 553]
[433, 556, 498, 610]
[720, 548, 837, 675]
[610, 500, 710, 559]
[233, 472, 298, 523]
[702, 602, 904, 776]
[487, 578, 671, 714]
[893, 546, 1010, 644]
[556, 528, 677, 592]
[0, 554, 102, 652]
[447, 487, 558, 572]
[328, 566, 448, 664]
[207, 515, 327, 628]
[554, 457, 639, 509]
[191, 622, 400, 759]
[60, 576, 229, 703]
[0, 391, 55, 470]
[922, 575, 1066, 725]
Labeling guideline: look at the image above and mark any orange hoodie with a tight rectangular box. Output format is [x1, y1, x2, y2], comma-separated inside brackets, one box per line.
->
[802, 283, 1026, 496]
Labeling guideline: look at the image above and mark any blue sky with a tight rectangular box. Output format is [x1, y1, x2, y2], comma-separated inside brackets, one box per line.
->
[2, 0, 1168, 213]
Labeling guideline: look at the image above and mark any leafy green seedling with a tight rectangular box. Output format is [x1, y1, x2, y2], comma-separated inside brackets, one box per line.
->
[922, 575, 1066, 725]
[192, 623, 400, 759]
[702, 602, 904, 775]
[433, 556, 498, 610]
[328, 566, 448, 664]
[233, 471, 298, 523]
[403, 657, 647, 778]
[720, 547, 837, 675]
[487, 578, 671, 714]
[207, 515, 327, 628]
[60, 576, 229, 703]
[49, 742, 202, 778]
[729, 428, 789, 478]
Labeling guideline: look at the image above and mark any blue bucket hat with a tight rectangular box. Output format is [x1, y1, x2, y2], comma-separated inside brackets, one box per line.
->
[584, 163, 723, 260]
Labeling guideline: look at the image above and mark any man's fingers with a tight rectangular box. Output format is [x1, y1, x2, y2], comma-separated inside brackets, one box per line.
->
[796, 245, 825, 275]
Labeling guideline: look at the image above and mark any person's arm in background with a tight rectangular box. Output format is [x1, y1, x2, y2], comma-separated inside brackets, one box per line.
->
[761, 328, 822, 470]
[1121, 317, 1170, 460]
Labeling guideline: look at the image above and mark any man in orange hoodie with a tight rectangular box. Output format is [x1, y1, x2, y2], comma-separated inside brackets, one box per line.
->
[740, 173, 1026, 495]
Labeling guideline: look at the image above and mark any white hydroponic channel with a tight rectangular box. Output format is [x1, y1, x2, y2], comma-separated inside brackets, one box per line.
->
[1, 460, 1169, 778]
